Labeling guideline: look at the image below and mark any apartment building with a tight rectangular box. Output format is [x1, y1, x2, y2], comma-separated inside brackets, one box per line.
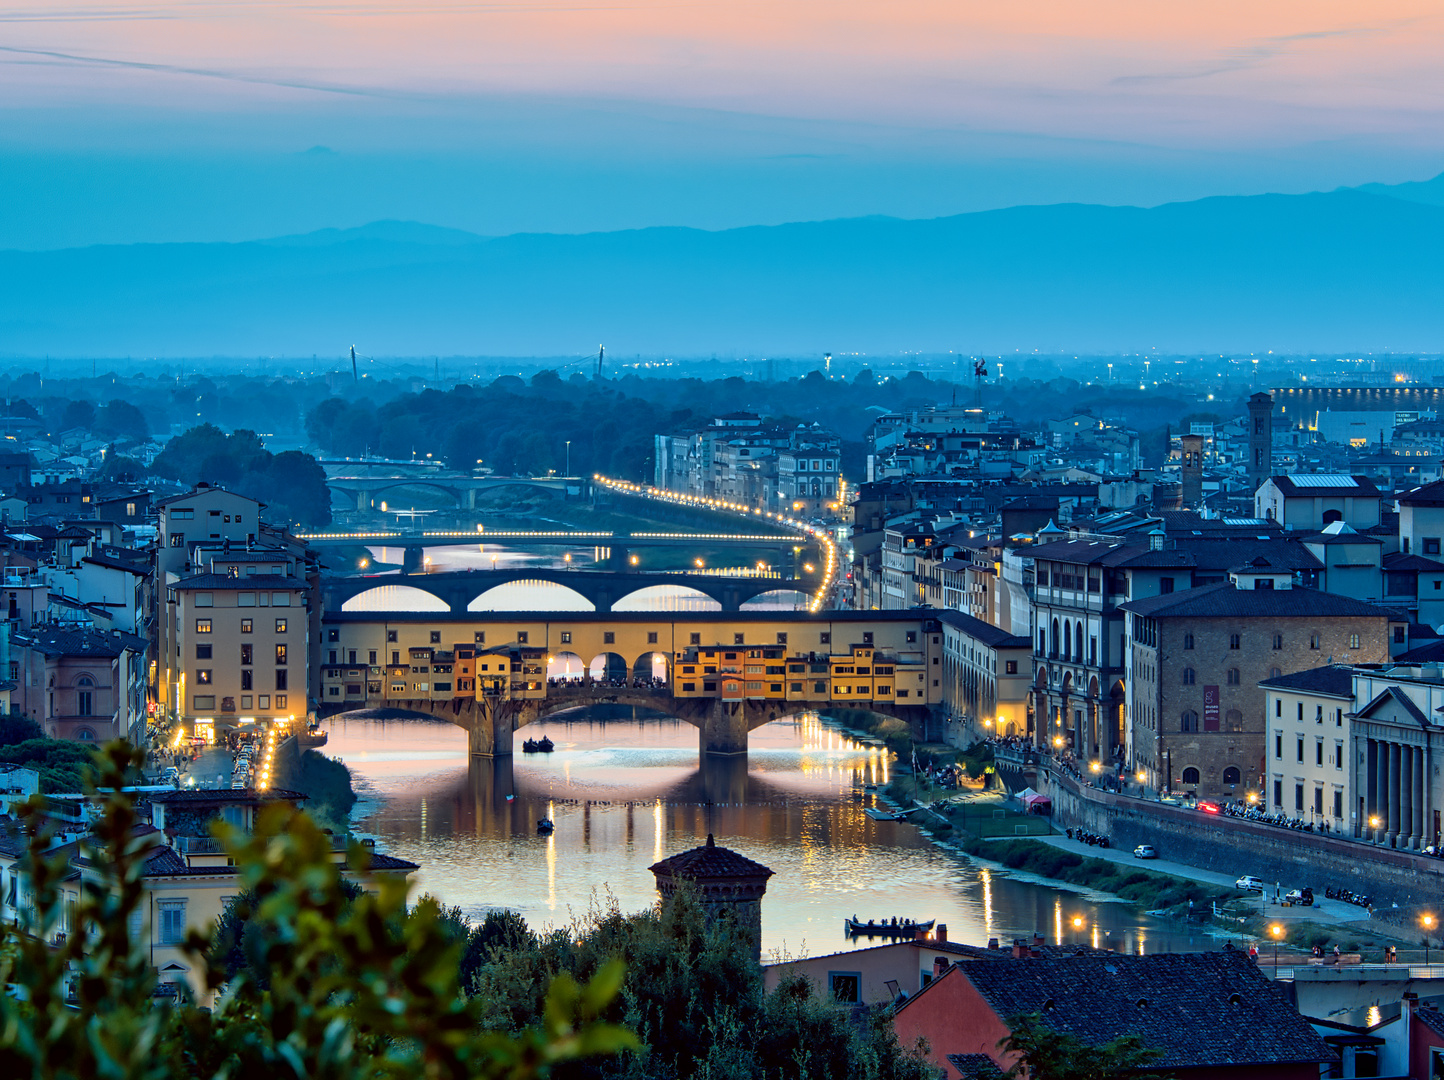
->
[1259, 666, 1354, 826]
[11, 624, 147, 743]
[938, 610, 1032, 740]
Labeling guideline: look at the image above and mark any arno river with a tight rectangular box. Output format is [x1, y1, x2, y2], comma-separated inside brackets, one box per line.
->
[327, 712, 1219, 961]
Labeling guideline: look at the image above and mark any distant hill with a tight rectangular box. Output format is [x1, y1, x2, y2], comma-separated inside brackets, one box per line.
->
[1, 187, 1441, 357]
[1353, 171, 1444, 208]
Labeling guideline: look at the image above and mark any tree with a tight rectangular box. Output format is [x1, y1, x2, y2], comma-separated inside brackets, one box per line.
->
[59, 399, 95, 431]
[94, 400, 149, 442]
[0, 742, 637, 1080]
[96, 451, 147, 483]
[999, 1012, 1173, 1080]
[0, 715, 43, 746]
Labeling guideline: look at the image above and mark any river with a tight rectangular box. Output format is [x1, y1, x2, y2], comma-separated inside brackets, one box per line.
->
[328, 712, 1221, 961]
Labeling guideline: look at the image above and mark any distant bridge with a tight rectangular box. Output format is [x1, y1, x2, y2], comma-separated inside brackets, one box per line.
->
[322, 568, 812, 614]
[326, 473, 580, 512]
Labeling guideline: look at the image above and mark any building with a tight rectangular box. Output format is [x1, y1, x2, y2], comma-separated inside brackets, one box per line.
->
[11, 625, 147, 743]
[1254, 474, 1381, 531]
[649, 834, 772, 963]
[890, 951, 1335, 1080]
[937, 611, 1032, 741]
[1121, 572, 1394, 798]
[1347, 665, 1444, 849]
[1259, 666, 1355, 826]
[1248, 391, 1274, 495]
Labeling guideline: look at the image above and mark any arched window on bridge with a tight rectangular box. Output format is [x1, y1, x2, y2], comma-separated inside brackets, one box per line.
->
[547, 652, 585, 682]
[632, 652, 669, 688]
[590, 652, 629, 684]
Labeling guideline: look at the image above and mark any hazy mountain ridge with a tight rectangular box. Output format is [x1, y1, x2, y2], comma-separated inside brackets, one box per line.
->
[1, 186, 1441, 356]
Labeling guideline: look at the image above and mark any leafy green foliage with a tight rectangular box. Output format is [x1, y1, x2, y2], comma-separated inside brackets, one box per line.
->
[1000, 1013, 1173, 1080]
[0, 714, 44, 746]
[0, 742, 636, 1080]
[0, 737, 95, 792]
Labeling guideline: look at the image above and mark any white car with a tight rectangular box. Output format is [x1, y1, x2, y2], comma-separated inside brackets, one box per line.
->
[1235, 875, 1265, 892]
[1133, 845, 1158, 859]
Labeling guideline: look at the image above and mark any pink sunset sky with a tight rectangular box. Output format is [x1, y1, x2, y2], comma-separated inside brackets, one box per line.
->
[0, 0, 1440, 245]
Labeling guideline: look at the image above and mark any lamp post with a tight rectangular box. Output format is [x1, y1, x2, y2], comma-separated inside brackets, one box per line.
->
[565, 440, 571, 477]
[1424, 914, 1436, 967]
[1270, 923, 1284, 971]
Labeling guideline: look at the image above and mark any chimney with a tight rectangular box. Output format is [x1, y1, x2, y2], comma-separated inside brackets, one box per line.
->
[1012, 941, 1029, 959]
[1033, 933, 1045, 947]
[987, 937, 999, 951]
[1402, 991, 1417, 1030]
[935, 924, 947, 944]
[933, 956, 950, 978]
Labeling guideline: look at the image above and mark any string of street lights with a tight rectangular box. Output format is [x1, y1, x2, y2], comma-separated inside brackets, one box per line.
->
[592, 475, 839, 613]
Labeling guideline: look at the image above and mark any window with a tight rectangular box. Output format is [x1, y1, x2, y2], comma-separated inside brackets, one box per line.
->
[77, 690, 91, 715]
[1273, 634, 1283, 650]
[649, 632, 660, 644]
[1182, 767, 1200, 784]
[1181, 711, 1198, 732]
[275, 618, 287, 634]
[1270, 667, 1281, 679]
[193, 592, 213, 608]
[239, 643, 252, 665]
[1226, 668, 1240, 686]
[1273, 778, 1282, 807]
[193, 695, 215, 711]
[1309, 633, 1320, 650]
[1229, 633, 1241, 650]
[604, 632, 615, 644]
[1316, 741, 1323, 766]
[517, 631, 528, 644]
[1182, 667, 1195, 685]
[1395, 626, 1406, 644]
[195, 618, 212, 633]
[1294, 784, 1304, 812]
[258, 695, 270, 709]
[690, 633, 702, 645]
[819, 632, 830, 645]
[1426, 538, 1441, 555]
[1315, 705, 1323, 724]
[1275, 699, 1281, 717]
[1275, 732, 1283, 759]
[814, 681, 827, 694]
[1222, 766, 1241, 785]
[241, 670, 252, 691]
[1335, 709, 1343, 727]
[1005, 660, 1018, 675]
[905, 630, 918, 644]
[560, 631, 571, 644]
[275, 670, 288, 691]
[682, 682, 696, 692]
[1183, 633, 1193, 650]
[1296, 737, 1304, 763]
[1160, 577, 1174, 594]
[369, 650, 377, 665]
[388, 630, 398, 643]
[196, 669, 212, 685]
[474, 631, 485, 644]
[1297, 702, 1304, 722]
[734, 633, 745, 645]
[196, 643, 212, 660]
[1225, 710, 1242, 732]
[1333, 790, 1343, 818]
[158, 900, 187, 945]
[775, 632, 786, 645]
[276, 694, 287, 709]
[430, 631, 441, 644]
[1348, 633, 1360, 649]
[829, 972, 861, 1004]
[275, 644, 287, 665]
[237, 592, 256, 607]
[241, 619, 252, 634]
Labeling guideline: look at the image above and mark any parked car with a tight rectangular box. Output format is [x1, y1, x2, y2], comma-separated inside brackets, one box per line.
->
[1133, 845, 1158, 859]
[1284, 888, 1314, 907]
[1236, 875, 1265, 892]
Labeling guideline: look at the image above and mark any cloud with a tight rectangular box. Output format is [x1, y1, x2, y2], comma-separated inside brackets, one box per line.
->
[1111, 26, 1384, 86]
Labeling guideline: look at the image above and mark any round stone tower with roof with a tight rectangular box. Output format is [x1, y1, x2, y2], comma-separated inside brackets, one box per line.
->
[649, 834, 774, 962]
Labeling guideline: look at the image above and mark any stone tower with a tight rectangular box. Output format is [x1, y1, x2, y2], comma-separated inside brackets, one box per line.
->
[1179, 432, 1204, 510]
[1247, 392, 1273, 499]
[650, 834, 774, 963]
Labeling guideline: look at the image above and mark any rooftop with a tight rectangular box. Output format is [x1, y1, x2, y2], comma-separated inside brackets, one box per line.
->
[649, 834, 773, 881]
[1121, 582, 1391, 621]
[1258, 665, 1355, 699]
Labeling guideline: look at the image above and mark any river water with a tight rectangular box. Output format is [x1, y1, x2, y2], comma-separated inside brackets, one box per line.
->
[329, 712, 1220, 961]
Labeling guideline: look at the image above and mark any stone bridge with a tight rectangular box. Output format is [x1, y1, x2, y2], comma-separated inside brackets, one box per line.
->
[327, 473, 578, 512]
[322, 568, 810, 612]
[322, 682, 936, 757]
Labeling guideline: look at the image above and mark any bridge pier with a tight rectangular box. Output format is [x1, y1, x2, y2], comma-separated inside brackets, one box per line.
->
[700, 699, 749, 755]
[402, 545, 426, 573]
[463, 697, 519, 757]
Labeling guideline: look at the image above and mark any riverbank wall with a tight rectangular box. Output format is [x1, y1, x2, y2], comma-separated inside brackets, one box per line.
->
[1034, 762, 1444, 915]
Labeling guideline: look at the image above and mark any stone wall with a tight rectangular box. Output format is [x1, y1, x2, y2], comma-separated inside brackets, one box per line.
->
[1041, 764, 1444, 912]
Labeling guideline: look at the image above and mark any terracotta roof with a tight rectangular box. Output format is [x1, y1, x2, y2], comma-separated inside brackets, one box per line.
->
[945, 1054, 1003, 1079]
[1416, 1008, 1444, 1040]
[928, 952, 1335, 1070]
[12, 625, 146, 658]
[649, 834, 773, 881]
[364, 851, 420, 872]
[1121, 583, 1390, 621]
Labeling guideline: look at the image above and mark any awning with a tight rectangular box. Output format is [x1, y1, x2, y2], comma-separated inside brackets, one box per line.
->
[1022, 793, 1051, 808]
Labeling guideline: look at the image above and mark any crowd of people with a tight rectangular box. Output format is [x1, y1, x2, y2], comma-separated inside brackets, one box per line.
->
[546, 675, 668, 690]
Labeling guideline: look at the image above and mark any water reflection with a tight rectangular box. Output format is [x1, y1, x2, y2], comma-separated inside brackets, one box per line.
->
[333, 715, 1217, 960]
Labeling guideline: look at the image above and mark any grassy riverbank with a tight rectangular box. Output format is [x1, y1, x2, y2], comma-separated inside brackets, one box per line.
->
[960, 838, 1232, 919]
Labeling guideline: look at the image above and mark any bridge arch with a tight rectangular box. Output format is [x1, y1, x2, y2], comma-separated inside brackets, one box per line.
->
[362, 480, 466, 509]
[546, 651, 586, 681]
[589, 652, 629, 682]
[612, 584, 722, 612]
[341, 584, 451, 612]
[632, 651, 669, 685]
[468, 580, 595, 611]
[739, 589, 810, 611]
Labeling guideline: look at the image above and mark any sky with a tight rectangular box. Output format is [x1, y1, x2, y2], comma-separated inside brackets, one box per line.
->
[1, 1, 1442, 247]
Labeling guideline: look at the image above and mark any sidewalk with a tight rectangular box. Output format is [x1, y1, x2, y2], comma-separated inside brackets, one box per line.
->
[988, 832, 1371, 928]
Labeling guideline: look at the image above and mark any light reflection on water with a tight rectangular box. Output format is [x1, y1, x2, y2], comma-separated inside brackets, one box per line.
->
[331, 714, 1219, 960]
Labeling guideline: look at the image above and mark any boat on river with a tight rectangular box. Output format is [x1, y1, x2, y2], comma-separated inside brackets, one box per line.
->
[522, 737, 555, 753]
[845, 917, 935, 939]
[536, 818, 555, 834]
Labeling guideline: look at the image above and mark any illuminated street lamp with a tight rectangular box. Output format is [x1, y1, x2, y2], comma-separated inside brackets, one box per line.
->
[1270, 923, 1285, 970]
[1424, 914, 1436, 966]
[1071, 915, 1084, 931]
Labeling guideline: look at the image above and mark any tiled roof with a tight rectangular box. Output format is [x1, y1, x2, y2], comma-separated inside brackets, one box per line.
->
[1396, 481, 1444, 507]
[937, 610, 1032, 650]
[945, 1054, 1003, 1079]
[649, 834, 773, 881]
[1267, 474, 1379, 497]
[1382, 552, 1444, 573]
[1416, 1007, 1444, 1040]
[365, 851, 420, 872]
[13, 625, 146, 658]
[1258, 666, 1355, 699]
[944, 952, 1335, 1069]
[1121, 583, 1390, 620]
[1395, 641, 1444, 663]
